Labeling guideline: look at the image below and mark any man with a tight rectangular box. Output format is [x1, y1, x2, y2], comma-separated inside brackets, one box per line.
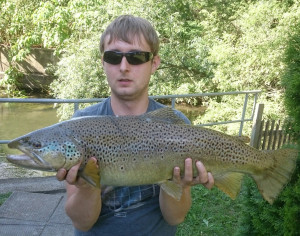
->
[56, 15, 214, 236]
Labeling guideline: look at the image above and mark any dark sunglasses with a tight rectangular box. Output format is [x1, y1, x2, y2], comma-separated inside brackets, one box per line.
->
[103, 51, 154, 65]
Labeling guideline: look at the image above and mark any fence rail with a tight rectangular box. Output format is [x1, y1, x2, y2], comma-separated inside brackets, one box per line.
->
[0, 90, 261, 144]
[260, 120, 294, 150]
[250, 104, 296, 150]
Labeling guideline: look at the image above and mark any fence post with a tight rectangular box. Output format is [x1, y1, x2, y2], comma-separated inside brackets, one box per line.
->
[250, 103, 264, 148]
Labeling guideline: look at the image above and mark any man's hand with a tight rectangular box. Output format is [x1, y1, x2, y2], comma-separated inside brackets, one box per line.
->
[56, 157, 99, 188]
[159, 158, 214, 225]
[172, 158, 214, 189]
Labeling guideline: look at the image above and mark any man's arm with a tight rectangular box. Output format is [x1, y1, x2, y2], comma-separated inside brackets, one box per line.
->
[56, 158, 101, 231]
[159, 158, 214, 225]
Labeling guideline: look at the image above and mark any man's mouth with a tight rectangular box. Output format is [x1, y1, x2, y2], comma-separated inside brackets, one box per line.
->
[118, 78, 132, 85]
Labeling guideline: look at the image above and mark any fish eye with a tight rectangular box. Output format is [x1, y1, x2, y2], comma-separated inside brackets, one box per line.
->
[32, 141, 42, 149]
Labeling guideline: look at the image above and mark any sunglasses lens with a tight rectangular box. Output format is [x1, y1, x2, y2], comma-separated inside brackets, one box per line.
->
[103, 51, 153, 65]
[103, 51, 123, 65]
[126, 52, 153, 65]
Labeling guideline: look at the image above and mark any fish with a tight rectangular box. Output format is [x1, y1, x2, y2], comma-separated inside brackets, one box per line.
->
[6, 107, 298, 204]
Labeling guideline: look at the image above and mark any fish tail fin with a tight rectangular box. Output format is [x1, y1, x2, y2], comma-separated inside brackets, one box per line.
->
[78, 158, 101, 188]
[252, 148, 298, 204]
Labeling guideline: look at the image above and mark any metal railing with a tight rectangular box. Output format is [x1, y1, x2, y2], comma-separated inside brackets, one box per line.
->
[0, 90, 261, 144]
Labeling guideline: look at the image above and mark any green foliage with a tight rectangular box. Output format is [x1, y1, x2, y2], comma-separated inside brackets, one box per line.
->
[51, 35, 108, 120]
[0, 0, 73, 96]
[193, 94, 255, 136]
[0, 66, 25, 97]
[0, 0, 72, 56]
[32, 0, 72, 49]
[148, 0, 214, 96]
[236, 176, 285, 236]
[280, 10, 300, 236]
[0, 192, 12, 206]
[236, 152, 300, 236]
[207, 1, 299, 119]
[219, 4, 300, 233]
[282, 20, 300, 140]
[282, 156, 300, 235]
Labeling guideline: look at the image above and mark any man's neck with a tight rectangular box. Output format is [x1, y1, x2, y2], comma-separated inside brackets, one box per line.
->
[110, 95, 149, 116]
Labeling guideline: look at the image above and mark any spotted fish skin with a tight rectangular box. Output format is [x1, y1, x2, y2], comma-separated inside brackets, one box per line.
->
[7, 107, 298, 203]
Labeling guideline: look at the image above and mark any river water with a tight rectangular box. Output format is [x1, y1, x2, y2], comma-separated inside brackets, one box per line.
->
[0, 101, 204, 179]
[0, 102, 59, 179]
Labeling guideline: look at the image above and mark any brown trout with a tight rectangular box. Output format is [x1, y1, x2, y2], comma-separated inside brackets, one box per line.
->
[6, 107, 298, 204]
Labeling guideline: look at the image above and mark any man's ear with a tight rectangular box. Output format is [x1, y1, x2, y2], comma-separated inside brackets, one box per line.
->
[151, 55, 161, 74]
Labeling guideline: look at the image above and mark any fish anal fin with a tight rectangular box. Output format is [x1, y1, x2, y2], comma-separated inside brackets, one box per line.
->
[214, 172, 244, 200]
[252, 148, 298, 204]
[78, 158, 101, 188]
[160, 180, 183, 201]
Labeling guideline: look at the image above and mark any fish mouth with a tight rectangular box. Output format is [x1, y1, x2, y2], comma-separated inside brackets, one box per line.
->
[7, 139, 20, 149]
[7, 140, 54, 171]
[6, 154, 55, 171]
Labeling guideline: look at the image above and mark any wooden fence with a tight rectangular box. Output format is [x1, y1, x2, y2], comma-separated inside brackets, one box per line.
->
[250, 104, 296, 150]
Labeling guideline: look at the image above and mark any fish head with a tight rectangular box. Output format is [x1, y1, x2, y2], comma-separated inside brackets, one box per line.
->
[7, 124, 82, 171]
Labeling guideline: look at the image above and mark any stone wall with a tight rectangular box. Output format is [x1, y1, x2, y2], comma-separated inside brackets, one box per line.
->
[0, 47, 58, 92]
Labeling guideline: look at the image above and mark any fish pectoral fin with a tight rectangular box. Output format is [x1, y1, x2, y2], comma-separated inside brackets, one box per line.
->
[160, 180, 183, 201]
[214, 172, 244, 200]
[78, 159, 101, 189]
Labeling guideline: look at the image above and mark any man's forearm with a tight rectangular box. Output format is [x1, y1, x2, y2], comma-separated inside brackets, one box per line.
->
[65, 183, 102, 231]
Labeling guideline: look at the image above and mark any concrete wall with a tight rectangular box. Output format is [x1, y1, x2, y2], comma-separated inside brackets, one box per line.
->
[0, 47, 58, 92]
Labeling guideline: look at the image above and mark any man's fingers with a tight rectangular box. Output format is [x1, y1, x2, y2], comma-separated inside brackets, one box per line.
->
[196, 161, 209, 184]
[56, 168, 67, 181]
[65, 161, 81, 185]
[203, 172, 214, 189]
[184, 158, 193, 182]
[172, 167, 181, 183]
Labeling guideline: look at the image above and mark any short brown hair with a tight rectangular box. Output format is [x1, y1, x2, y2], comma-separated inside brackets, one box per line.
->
[100, 15, 159, 56]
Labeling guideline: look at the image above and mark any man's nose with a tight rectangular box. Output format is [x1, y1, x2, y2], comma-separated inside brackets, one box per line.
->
[119, 56, 130, 71]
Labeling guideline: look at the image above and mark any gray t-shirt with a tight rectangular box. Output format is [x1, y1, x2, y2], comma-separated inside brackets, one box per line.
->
[73, 97, 190, 236]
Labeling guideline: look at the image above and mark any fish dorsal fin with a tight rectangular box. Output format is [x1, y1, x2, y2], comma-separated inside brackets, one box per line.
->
[142, 107, 187, 124]
[213, 172, 244, 200]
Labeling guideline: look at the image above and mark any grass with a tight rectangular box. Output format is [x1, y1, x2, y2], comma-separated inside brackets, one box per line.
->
[0, 192, 12, 206]
[176, 185, 244, 236]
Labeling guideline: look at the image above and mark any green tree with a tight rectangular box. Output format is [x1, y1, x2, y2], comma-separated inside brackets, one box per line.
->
[281, 16, 300, 236]
[237, 9, 300, 234]
[0, 0, 73, 95]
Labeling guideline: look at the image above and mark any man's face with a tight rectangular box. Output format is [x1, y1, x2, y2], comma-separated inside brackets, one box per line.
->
[102, 35, 160, 101]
